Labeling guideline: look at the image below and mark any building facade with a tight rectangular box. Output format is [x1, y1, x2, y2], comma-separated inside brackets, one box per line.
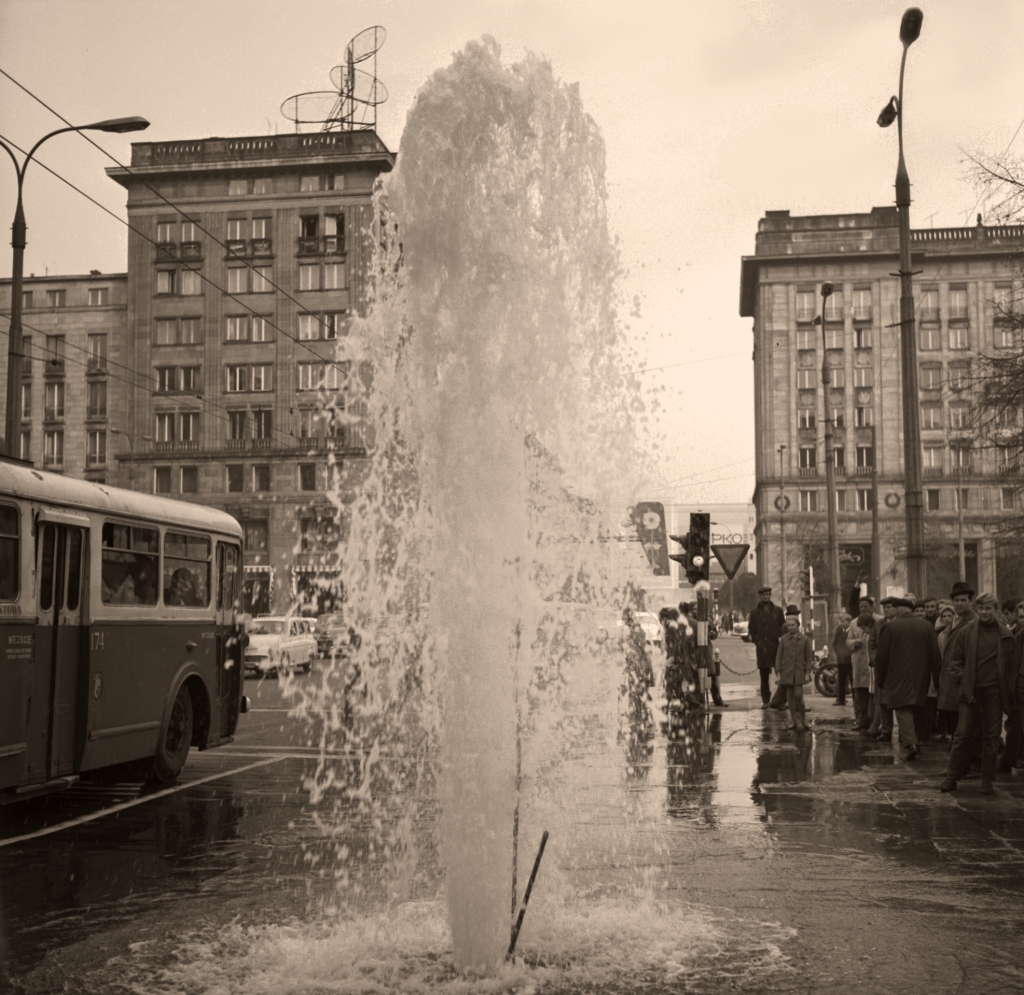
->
[741, 206, 1024, 608]
[1, 272, 127, 481]
[104, 130, 394, 614]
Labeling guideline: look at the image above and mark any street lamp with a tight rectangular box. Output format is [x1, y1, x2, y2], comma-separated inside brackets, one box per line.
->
[109, 428, 152, 491]
[1, 116, 150, 456]
[817, 282, 841, 616]
[878, 7, 925, 596]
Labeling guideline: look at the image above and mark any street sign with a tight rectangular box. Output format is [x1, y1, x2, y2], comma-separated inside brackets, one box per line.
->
[710, 543, 750, 580]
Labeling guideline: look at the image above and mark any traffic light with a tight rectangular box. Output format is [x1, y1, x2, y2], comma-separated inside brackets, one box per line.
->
[686, 513, 710, 584]
[801, 565, 815, 599]
[669, 532, 689, 585]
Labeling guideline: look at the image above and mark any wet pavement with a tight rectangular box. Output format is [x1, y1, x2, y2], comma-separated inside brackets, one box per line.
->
[3, 642, 1024, 993]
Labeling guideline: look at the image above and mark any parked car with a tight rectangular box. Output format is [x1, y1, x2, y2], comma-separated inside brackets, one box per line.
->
[315, 611, 358, 659]
[244, 616, 318, 676]
[733, 619, 750, 642]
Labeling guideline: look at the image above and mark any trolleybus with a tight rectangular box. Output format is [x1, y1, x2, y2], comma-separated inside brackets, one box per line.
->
[1, 458, 249, 802]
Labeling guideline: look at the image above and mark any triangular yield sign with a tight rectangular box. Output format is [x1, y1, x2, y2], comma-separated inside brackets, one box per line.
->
[711, 543, 750, 580]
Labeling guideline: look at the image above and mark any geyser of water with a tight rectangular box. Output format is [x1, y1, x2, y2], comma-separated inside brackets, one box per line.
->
[293, 37, 647, 974]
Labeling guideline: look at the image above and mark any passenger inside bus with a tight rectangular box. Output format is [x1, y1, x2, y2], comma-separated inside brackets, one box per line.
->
[102, 554, 157, 605]
[165, 567, 202, 607]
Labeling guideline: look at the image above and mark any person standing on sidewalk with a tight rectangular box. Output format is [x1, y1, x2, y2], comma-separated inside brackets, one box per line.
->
[939, 593, 1018, 795]
[847, 597, 878, 731]
[832, 612, 854, 706]
[775, 605, 813, 731]
[868, 597, 898, 738]
[937, 581, 976, 742]
[875, 597, 941, 761]
[749, 586, 785, 708]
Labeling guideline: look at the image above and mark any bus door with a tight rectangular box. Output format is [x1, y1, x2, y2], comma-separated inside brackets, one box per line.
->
[216, 541, 243, 739]
[33, 511, 90, 781]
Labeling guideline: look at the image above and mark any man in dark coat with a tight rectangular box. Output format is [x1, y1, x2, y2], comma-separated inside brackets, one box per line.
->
[867, 596, 898, 738]
[749, 585, 785, 708]
[875, 597, 942, 761]
[940, 592, 1019, 794]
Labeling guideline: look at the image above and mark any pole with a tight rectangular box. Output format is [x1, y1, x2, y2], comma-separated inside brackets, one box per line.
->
[894, 17, 926, 597]
[956, 466, 966, 581]
[871, 424, 881, 600]
[819, 284, 841, 615]
[2, 175, 26, 458]
[506, 830, 549, 962]
[778, 444, 787, 602]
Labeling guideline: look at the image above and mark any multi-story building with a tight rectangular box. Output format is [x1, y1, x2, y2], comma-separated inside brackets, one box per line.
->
[741, 206, 1024, 607]
[105, 130, 394, 614]
[0, 272, 127, 481]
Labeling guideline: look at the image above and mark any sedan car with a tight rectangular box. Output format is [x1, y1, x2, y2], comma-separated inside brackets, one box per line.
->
[315, 612, 357, 660]
[244, 616, 318, 676]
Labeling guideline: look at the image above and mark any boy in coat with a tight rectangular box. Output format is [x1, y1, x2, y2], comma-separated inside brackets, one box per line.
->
[775, 605, 813, 732]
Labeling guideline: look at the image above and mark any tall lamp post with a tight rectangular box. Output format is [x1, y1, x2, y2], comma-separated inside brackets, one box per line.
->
[878, 8, 925, 596]
[778, 443, 787, 600]
[818, 282, 841, 615]
[1, 116, 149, 456]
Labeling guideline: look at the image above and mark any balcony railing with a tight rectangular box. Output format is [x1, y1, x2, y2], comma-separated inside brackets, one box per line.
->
[923, 466, 944, 477]
[226, 439, 247, 450]
[252, 437, 273, 449]
[854, 465, 874, 476]
[157, 242, 177, 260]
[180, 241, 203, 260]
[252, 238, 272, 256]
[226, 239, 248, 257]
[296, 236, 345, 256]
[798, 466, 818, 477]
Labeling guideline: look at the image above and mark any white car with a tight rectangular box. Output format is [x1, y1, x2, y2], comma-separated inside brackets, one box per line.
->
[245, 616, 318, 676]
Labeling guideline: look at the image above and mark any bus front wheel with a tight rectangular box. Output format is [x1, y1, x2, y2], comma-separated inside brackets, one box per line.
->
[153, 685, 194, 782]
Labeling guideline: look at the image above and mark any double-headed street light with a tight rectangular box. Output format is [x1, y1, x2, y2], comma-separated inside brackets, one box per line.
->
[1, 116, 149, 457]
[878, 8, 925, 597]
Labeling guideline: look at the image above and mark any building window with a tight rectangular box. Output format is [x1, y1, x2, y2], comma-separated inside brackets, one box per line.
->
[796, 370, 816, 389]
[829, 366, 845, 389]
[45, 335, 65, 371]
[823, 291, 843, 323]
[19, 431, 31, 461]
[21, 336, 31, 374]
[181, 221, 198, 242]
[181, 466, 198, 493]
[87, 431, 106, 466]
[156, 319, 176, 345]
[252, 217, 269, 239]
[44, 382, 65, 420]
[853, 368, 873, 388]
[253, 464, 271, 491]
[955, 488, 969, 512]
[798, 409, 815, 429]
[919, 324, 942, 351]
[824, 327, 843, 350]
[155, 412, 176, 443]
[253, 177, 272, 195]
[853, 325, 872, 349]
[1001, 487, 1015, 510]
[180, 412, 200, 443]
[46, 289, 66, 307]
[44, 430, 64, 468]
[180, 318, 200, 344]
[251, 365, 272, 391]
[324, 311, 345, 338]
[854, 406, 873, 428]
[157, 221, 174, 242]
[299, 363, 321, 391]
[949, 324, 969, 350]
[156, 270, 176, 295]
[799, 446, 816, 469]
[299, 314, 320, 340]
[227, 464, 243, 493]
[88, 333, 108, 371]
[918, 288, 939, 322]
[156, 367, 176, 392]
[229, 410, 247, 440]
[949, 287, 968, 321]
[951, 444, 972, 472]
[243, 519, 267, 551]
[948, 363, 970, 391]
[920, 364, 941, 391]
[20, 383, 30, 420]
[227, 268, 247, 294]
[852, 288, 872, 322]
[228, 179, 248, 196]
[856, 445, 874, 468]
[226, 366, 248, 393]
[795, 328, 814, 350]
[299, 264, 320, 291]
[834, 446, 845, 471]
[227, 219, 246, 240]
[921, 403, 942, 430]
[923, 446, 943, 472]
[949, 404, 970, 430]
[299, 463, 317, 491]
[325, 211, 345, 250]
[252, 267, 272, 293]
[799, 490, 818, 512]
[87, 380, 107, 418]
[835, 490, 847, 512]
[88, 287, 109, 306]
[831, 406, 845, 428]
[298, 312, 343, 340]
[22, 291, 33, 309]
[253, 408, 273, 440]
[300, 175, 321, 192]
[324, 262, 345, 290]
[251, 316, 269, 342]
[180, 367, 200, 392]
[154, 466, 172, 493]
[856, 489, 875, 511]
[927, 489, 940, 511]
[226, 316, 248, 341]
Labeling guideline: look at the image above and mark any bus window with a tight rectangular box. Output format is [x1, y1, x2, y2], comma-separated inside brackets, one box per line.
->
[0, 503, 17, 601]
[39, 523, 56, 611]
[217, 542, 240, 610]
[101, 522, 158, 605]
[66, 528, 83, 612]
[164, 532, 210, 607]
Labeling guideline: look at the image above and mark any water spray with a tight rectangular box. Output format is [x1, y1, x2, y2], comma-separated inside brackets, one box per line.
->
[506, 830, 549, 962]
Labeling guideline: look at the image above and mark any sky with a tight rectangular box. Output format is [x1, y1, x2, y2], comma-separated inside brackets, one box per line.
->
[2, 0, 1023, 504]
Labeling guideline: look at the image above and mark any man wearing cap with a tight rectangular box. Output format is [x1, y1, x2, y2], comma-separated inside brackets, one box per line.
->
[939, 592, 1018, 795]
[867, 597, 898, 738]
[749, 585, 785, 707]
[875, 596, 942, 761]
[847, 596, 879, 731]
[937, 581, 977, 737]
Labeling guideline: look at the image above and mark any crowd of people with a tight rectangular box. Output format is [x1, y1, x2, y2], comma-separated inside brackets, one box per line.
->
[750, 581, 1024, 795]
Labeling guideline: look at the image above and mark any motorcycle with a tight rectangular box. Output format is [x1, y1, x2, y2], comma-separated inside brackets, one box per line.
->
[811, 648, 837, 698]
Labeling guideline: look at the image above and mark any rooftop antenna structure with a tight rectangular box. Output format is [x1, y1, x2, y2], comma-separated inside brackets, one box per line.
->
[281, 26, 388, 133]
